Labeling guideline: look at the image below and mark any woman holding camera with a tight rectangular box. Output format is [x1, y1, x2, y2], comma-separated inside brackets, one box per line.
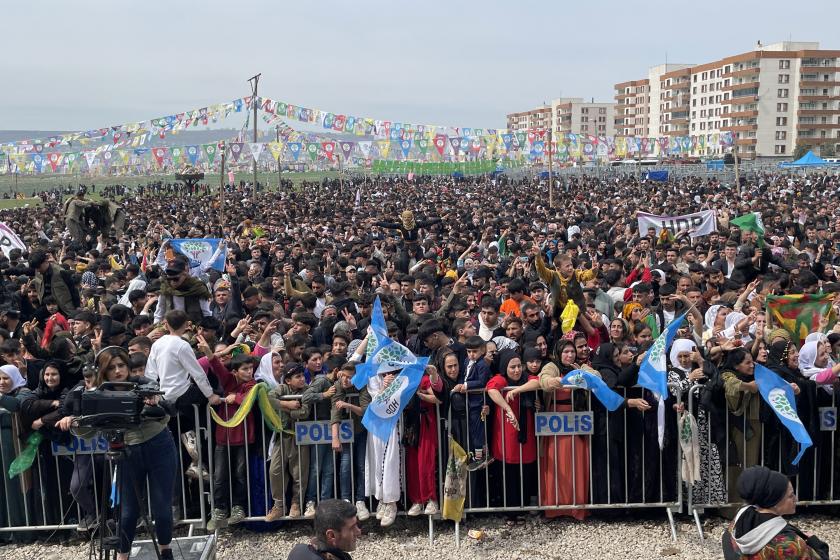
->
[63, 347, 177, 560]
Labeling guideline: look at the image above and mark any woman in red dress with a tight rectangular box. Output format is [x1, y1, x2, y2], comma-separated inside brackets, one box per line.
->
[486, 350, 538, 521]
[405, 364, 443, 516]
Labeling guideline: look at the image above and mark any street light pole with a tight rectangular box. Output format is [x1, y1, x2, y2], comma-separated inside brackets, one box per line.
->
[548, 127, 554, 208]
[276, 125, 281, 192]
[247, 73, 261, 201]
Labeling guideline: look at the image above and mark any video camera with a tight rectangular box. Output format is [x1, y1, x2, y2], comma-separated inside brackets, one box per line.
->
[76, 380, 167, 430]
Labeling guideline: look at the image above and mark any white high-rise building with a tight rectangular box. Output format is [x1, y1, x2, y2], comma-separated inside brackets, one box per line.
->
[616, 41, 840, 159]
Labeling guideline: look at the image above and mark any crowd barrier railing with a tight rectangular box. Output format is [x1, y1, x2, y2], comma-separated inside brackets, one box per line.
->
[686, 384, 840, 541]
[1, 382, 692, 546]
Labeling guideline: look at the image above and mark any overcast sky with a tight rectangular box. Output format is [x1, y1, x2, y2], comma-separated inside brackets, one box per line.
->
[3, 0, 839, 132]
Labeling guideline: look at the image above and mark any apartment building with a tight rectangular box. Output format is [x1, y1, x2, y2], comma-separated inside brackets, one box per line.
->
[506, 99, 616, 136]
[506, 106, 552, 132]
[617, 41, 840, 159]
[615, 64, 695, 139]
[551, 98, 616, 137]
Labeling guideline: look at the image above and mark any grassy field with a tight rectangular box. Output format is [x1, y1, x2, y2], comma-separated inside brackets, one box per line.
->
[0, 170, 340, 197]
[0, 197, 42, 209]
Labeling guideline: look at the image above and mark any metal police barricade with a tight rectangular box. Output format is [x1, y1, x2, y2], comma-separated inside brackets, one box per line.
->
[203, 383, 444, 545]
[448, 382, 684, 544]
[0, 404, 208, 536]
[686, 384, 840, 541]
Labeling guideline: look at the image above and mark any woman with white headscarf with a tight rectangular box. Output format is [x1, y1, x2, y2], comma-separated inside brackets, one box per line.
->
[0, 364, 33, 538]
[667, 339, 726, 505]
[798, 341, 840, 388]
[702, 304, 731, 345]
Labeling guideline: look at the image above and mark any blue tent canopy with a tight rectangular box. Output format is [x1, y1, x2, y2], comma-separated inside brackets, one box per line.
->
[779, 150, 834, 168]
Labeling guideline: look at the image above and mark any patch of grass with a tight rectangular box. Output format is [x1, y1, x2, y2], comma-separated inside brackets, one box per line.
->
[0, 197, 42, 209]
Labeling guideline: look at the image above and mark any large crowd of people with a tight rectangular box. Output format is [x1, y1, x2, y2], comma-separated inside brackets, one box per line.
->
[1, 169, 839, 559]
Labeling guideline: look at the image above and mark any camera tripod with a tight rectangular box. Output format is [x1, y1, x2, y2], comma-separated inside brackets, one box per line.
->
[89, 430, 162, 560]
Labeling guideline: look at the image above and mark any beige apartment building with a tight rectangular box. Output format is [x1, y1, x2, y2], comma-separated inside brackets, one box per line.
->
[506, 98, 616, 136]
[551, 98, 616, 137]
[506, 106, 552, 132]
[616, 41, 840, 159]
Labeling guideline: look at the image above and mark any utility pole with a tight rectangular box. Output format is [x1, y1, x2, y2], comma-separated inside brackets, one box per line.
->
[547, 128, 554, 208]
[247, 73, 261, 200]
[275, 125, 281, 192]
[219, 142, 226, 226]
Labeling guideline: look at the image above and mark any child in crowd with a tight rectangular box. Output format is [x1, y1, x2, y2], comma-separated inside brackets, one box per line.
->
[300, 354, 341, 518]
[266, 363, 311, 521]
[461, 336, 493, 471]
[331, 362, 371, 521]
[208, 354, 257, 529]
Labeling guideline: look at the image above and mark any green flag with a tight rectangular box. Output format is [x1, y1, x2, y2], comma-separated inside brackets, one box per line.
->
[203, 143, 217, 164]
[730, 212, 765, 247]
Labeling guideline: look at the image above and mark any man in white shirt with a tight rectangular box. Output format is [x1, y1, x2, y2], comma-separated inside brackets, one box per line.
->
[145, 309, 221, 407]
[145, 309, 220, 481]
[117, 264, 147, 306]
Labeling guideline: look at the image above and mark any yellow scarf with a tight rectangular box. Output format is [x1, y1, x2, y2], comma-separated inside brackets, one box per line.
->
[208, 383, 289, 434]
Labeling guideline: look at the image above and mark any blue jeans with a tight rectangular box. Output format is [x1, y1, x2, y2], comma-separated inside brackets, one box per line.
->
[119, 429, 177, 553]
[339, 431, 367, 502]
[304, 444, 335, 503]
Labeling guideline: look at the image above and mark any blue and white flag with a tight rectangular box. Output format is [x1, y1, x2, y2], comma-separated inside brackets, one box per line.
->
[638, 312, 687, 448]
[561, 369, 625, 412]
[362, 356, 430, 442]
[163, 238, 227, 273]
[351, 296, 390, 389]
[754, 363, 813, 465]
[638, 312, 686, 398]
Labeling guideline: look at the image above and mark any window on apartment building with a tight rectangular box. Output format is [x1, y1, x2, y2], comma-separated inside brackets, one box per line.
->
[701, 85, 707, 93]
[701, 98, 706, 105]
[700, 109, 707, 118]
[692, 99, 696, 107]
[775, 131, 787, 140]
[700, 122, 706, 130]
[581, 116, 588, 122]
[693, 87, 697, 94]
[702, 72, 708, 80]
[717, 69, 722, 77]
[691, 124, 696, 131]
[692, 111, 696, 118]
[779, 60, 790, 69]
[775, 145, 787, 154]
[715, 121, 720, 128]
[776, 117, 788, 126]
[599, 107, 606, 114]
[715, 108, 721, 116]
[724, 93, 730, 100]
[582, 107, 589, 114]
[722, 120, 729, 127]
[778, 89, 789, 98]
[716, 95, 721, 103]
[778, 74, 790, 84]
[777, 102, 788, 112]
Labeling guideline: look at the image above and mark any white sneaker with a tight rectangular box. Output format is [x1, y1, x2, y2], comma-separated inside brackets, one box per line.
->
[356, 501, 371, 522]
[181, 431, 199, 462]
[304, 501, 317, 519]
[185, 463, 209, 481]
[380, 502, 397, 527]
[407, 503, 423, 517]
[375, 502, 385, 520]
[424, 500, 439, 516]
